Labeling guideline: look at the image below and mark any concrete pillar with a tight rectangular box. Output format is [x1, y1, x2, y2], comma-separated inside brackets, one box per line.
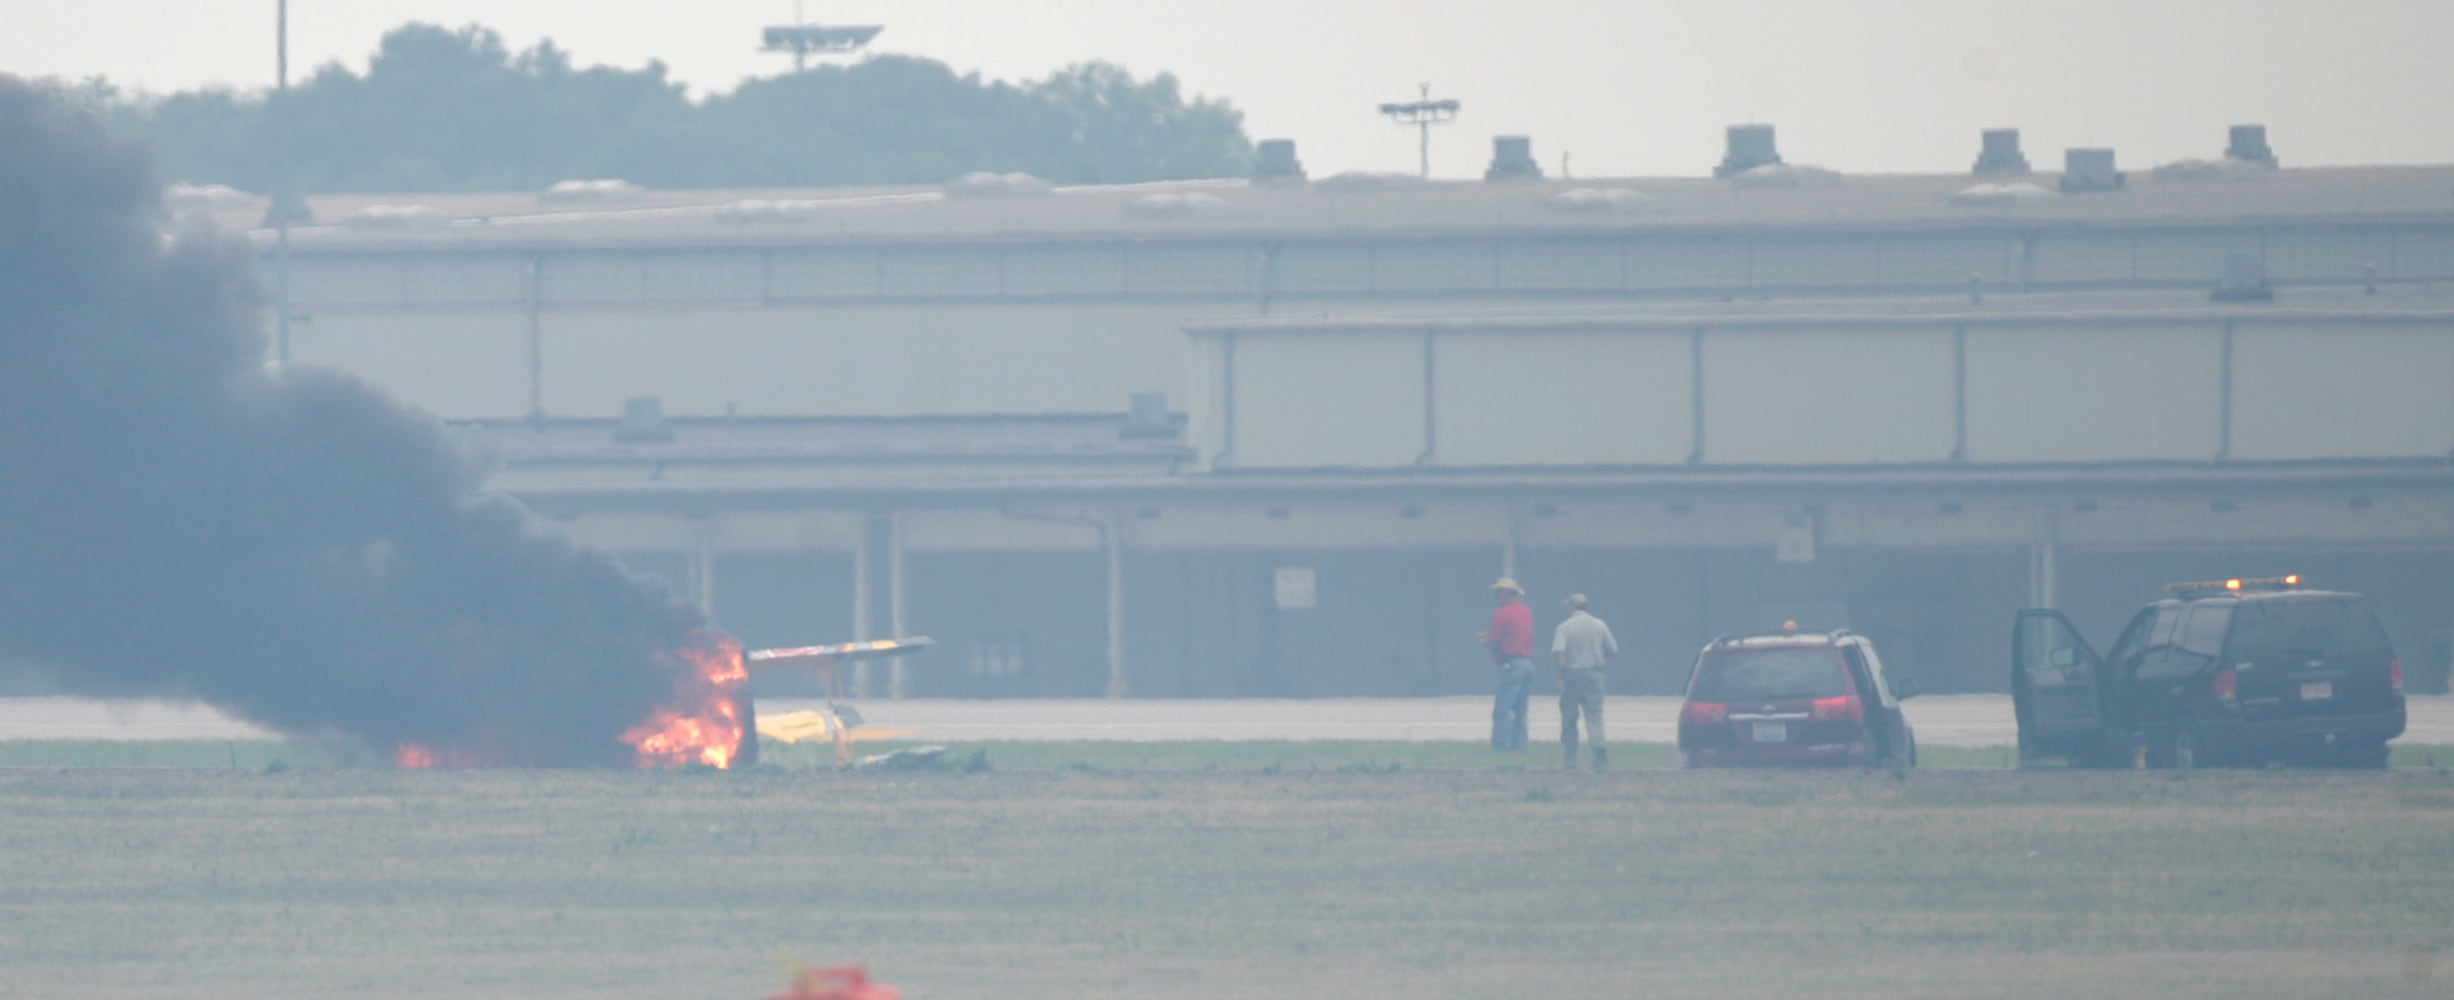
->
[689, 516, 717, 620]
[851, 514, 874, 697]
[1105, 511, 1129, 698]
[1501, 507, 1521, 581]
[887, 512, 909, 699]
[2028, 509, 2060, 610]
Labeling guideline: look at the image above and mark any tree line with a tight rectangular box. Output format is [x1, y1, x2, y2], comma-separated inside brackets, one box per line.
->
[79, 23, 1253, 194]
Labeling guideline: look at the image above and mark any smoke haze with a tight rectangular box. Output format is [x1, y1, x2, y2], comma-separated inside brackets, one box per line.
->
[0, 77, 705, 766]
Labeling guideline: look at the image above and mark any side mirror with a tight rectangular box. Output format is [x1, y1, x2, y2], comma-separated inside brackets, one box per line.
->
[2049, 648, 2079, 668]
[1891, 674, 1922, 699]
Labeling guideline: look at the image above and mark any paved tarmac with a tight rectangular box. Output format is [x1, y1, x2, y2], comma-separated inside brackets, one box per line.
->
[4, 694, 2451, 747]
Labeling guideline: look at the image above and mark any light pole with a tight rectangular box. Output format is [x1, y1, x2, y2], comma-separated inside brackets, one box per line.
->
[761, 2, 882, 73]
[271, 0, 291, 367]
[1378, 83, 1460, 180]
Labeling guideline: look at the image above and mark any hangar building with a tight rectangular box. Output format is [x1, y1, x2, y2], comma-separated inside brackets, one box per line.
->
[218, 132, 2454, 698]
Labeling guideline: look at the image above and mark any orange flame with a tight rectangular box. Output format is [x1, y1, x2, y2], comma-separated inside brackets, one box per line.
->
[621, 633, 749, 769]
[393, 743, 487, 769]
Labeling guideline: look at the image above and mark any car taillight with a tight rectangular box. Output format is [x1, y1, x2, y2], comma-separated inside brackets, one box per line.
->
[1809, 696, 1862, 721]
[1680, 702, 1728, 725]
[2211, 668, 2237, 702]
[2390, 658, 2402, 691]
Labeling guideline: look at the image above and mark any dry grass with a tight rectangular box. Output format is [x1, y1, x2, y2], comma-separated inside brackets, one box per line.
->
[0, 767, 2449, 998]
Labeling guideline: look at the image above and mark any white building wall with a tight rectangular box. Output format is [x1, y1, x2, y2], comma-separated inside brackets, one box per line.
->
[1879, 233, 2019, 286]
[2264, 230, 2395, 282]
[2230, 322, 2454, 459]
[1496, 239, 1622, 291]
[1964, 323, 2224, 462]
[1700, 327, 1957, 464]
[2396, 230, 2454, 280]
[290, 311, 532, 419]
[2132, 230, 2264, 284]
[1626, 238, 1748, 291]
[2027, 232, 2133, 285]
[1370, 241, 1493, 293]
[1752, 236, 1882, 289]
[1429, 329, 1692, 466]
[1228, 332, 1424, 467]
[402, 253, 528, 305]
[535, 303, 1193, 418]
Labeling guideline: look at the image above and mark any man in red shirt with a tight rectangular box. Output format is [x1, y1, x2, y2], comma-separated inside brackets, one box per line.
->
[1479, 577, 1536, 750]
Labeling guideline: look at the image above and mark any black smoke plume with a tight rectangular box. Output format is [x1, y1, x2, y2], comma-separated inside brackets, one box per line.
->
[0, 78, 708, 766]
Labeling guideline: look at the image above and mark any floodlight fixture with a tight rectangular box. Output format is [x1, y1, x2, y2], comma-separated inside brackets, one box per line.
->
[1379, 83, 1460, 180]
[762, 24, 883, 72]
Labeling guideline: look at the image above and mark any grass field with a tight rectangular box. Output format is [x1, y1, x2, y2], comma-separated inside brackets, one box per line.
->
[6, 737, 2452, 772]
[2, 748, 2452, 998]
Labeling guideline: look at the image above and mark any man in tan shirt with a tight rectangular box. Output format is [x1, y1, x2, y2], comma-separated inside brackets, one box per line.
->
[1551, 593, 1619, 771]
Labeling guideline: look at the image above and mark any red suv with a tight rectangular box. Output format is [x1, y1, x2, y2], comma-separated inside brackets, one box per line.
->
[1678, 628, 1920, 768]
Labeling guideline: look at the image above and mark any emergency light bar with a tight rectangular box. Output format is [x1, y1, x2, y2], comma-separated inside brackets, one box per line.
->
[2165, 575, 2301, 595]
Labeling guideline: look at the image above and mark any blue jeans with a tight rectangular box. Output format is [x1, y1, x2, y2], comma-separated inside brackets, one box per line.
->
[1491, 658, 1534, 749]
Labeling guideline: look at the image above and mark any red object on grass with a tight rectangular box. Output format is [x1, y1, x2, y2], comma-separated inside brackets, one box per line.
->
[769, 964, 900, 1000]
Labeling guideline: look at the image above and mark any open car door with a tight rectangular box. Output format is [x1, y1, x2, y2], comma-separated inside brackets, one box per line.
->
[2012, 610, 2106, 763]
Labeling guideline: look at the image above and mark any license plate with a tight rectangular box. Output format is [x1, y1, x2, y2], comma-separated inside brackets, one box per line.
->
[1751, 722, 1787, 743]
[2300, 681, 2332, 701]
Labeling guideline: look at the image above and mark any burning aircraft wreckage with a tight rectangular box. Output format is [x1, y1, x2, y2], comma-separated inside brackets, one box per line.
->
[390, 636, 931, 771]
[0, 78, 926, 771]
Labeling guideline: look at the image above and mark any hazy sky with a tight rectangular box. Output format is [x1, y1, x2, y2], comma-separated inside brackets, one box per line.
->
[5, 0, 2451, 181]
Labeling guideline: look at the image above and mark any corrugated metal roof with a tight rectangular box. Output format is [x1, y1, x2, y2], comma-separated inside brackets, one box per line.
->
[203, 166, 2454, 252]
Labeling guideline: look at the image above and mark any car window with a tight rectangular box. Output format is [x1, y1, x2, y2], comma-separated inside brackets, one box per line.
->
[2177, 603, 2232, 657]
[1689, 648, 1847, 702]
[2146, 606, 2182, 648]
[2133, 606, 2205, 681]
[1841, 644, 1887, 704]
[2229, 598, 2393, 663]
[2102, 608, 2161, 671]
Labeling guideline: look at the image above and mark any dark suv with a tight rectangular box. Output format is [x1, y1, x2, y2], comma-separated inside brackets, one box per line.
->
[2013, 577, 2406, 769]
[1678, 627, 1919, 769]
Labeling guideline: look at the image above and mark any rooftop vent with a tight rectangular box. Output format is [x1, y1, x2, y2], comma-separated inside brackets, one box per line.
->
[1122, 392, 1174, 439]
[1948, 181, 2056, 207]
[1973, 128, 2030, 175]
[2059, 148, 2126, 194]
[341, 204, 449, 229]
[1715, 124, 1781, 178]
[1253, 139, 1306, 184]
[2225, 124, 2278, 169]
[1485, 135, 1543, 182]
[617, 396, 675, 444]
[944, 172, 1053, 198]
[165, 183, 258, 211]
[714, 199, 829, 223]
[1730, 163, 1842, 189]
[1315, 171, 1425, 192]
[539, 179, 645, 206]
[2212, 252, 2272, 303]
[260, 189, 315, 228]
[1547, 187, 1654, 213]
